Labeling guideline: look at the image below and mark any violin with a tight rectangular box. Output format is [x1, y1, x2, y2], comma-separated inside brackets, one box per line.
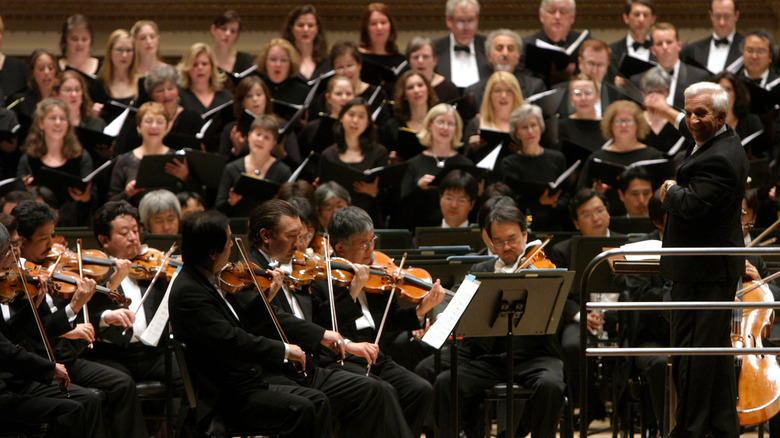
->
[516, 238, 556, 270]
[129, 247, 182, 281]
[46, 243, 115, 280]
[218, 261, 273, 294]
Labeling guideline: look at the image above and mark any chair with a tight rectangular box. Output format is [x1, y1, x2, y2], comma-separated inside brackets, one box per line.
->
[481, 383, 574, 438]
[374, 228, 413, 250]
[0, 423, 47, 438]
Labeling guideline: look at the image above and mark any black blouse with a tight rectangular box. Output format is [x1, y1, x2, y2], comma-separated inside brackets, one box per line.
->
[215, 158, 292, 217]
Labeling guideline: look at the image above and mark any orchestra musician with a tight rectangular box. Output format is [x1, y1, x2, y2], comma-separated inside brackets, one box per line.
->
[168, 210, 333, 436]
[432, 205, 565, 438]
[245, 199, 397, 437]
[8, 200, 148, 437]
[310, 206, 445, 437]
[0, 217, 103, 437]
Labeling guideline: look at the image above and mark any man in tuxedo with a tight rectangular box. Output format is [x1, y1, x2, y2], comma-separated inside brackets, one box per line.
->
[169, 210, 333, 436]
[659, 82, 747, 438]
[680, 0, 744, 74]
[433, 205, 566, 438]
[245, 199, 400, 438]
[521, 0, 590, 87]
[631, 23, 710, 108]
[10, 200, 149, 438]
[464, 29, 547, 109]
[432, 0, 491, 88]
[0, 220, 103, 437]
[610, 0, 657, 66]
[84, 201, 182, 394]
[311, 206, 445, 437]
[739, 30, 779, 153]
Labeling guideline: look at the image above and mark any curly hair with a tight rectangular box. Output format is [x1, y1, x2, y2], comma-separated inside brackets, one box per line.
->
[24, 98, 83, 160]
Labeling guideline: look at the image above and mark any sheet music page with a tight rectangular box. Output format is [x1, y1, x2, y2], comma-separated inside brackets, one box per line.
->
[139, 267, 180, 347]
[421, 275, 480, 349]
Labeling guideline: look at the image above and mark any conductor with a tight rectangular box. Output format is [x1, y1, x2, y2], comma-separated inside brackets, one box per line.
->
[659, 81, 748, 438]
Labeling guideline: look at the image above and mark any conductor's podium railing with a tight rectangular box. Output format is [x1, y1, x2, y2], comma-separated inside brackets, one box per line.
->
[577, 246, 780, 438]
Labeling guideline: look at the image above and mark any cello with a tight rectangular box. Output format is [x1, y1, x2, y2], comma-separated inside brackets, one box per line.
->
[731, 219, 780, 425]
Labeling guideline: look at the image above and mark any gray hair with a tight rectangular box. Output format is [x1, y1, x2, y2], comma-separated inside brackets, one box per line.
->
[540, 0, 576, 12]
[144, 64, 179, 94]
[328, 206, 373, 246]
[314, 181, 351, 209]
[445, 0, 480, 17]
[684, 82, 730, 114]
[640, 66, 671, 93]
[485, 29, 523, 59]
[0, 223, 8, 253]
[139, 189, 181, 229]
[509, 104, 545, 143]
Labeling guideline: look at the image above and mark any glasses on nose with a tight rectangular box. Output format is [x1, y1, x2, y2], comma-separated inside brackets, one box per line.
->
[613, 119, 636, 126]
[492, 235, 521, 249]
[350, 235, 378, 250]
[745, 48, 768, 56]
[454, 19, 477, 29]
[434, 120, 456, 129]
[584, 61, 606, 71]
[572, 89, 595, 97]
[579, 206, 607, 220]
[442, 195, 470, 205]
[545, 7, 571, 16]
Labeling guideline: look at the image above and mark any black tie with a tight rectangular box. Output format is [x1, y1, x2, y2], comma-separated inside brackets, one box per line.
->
[667, 69, 675, 76]
[713, 38, 730, 47]
[632, 40, 651, 51]
[454, 45, 470, 54]
[552, 40, 567, 48]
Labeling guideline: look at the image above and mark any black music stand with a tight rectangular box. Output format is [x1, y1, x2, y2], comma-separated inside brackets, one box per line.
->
[442, 270, 573, 438]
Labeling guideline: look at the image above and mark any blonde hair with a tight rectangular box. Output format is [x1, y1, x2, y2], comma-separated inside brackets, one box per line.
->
[256, 38, 301, 79]
[479, 71, 523, 129]
[417, 103, 464, 149]
[98, 29, 138, 97]
[130, 20, 163, 66]
[25, 98, 82, 160]
[178, 42, 226, 91]
[600, 100, 650, 140]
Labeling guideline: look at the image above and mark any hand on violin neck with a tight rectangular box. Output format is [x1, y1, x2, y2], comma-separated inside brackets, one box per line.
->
[61, 322, 95, 343]
[69, 277, 97, 313]
[321, 330, 346, 358]
[106, 259, 132, 291]
[346, 341, 379, 364]
[287, 344, 306, 370]
[348, 263, 370, 300]
[103, 308, 135, 328]
[416, 279, 445, 318]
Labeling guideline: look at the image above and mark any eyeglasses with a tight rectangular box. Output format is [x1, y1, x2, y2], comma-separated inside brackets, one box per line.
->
[434, 119, 456, 129]
[454, 19, 477, 29]
[583, 61, 607, 71]
[613, 118, 636, 126]
[572, 89, 595, 97]
[492, 235, 522, 249]
[578, 206, 607, 220]
[349, 235, 378, 250]
[442, 195, 471, 205]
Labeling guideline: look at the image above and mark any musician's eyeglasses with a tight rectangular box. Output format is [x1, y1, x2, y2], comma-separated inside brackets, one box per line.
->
[349, 235, 378, 250]
[492, 235, 522, 249]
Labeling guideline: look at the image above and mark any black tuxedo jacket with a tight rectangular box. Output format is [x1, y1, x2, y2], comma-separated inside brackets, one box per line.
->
[0, 329, 55, 407]
[7, 296, 76, 361]
[432, 34, 492, 84]
[630, 62, 711, 108]
[660, 125, 748, 282]
[680, 33, 745, 73]
[609, 35, 657, 70]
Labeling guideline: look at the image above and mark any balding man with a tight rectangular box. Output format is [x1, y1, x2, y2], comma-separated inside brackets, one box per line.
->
[432, 0, 492, 88]
[660, 82, 748, 438]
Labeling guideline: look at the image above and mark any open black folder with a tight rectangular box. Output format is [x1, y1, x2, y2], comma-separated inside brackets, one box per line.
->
[509, 160, 581, 199]
[586, 157, 674, 188]
[35, 159, 113, 201]
[319, 160, 410, 190]
[134, 154, 182, 189]
[232, 173, 281, 200]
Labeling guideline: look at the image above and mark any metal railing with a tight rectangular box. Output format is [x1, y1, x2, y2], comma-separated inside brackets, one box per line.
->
[577, 246, 780, 437]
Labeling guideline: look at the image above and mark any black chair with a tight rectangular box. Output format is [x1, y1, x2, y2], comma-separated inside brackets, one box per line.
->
[481, 383, 574, 438]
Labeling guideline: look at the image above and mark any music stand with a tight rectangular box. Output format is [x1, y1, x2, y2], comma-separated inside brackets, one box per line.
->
[444, 270, 573, 437]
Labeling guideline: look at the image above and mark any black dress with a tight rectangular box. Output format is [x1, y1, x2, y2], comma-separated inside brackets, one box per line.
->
[433, 79, 461, 104]
[499, 149, 570, 231]
[317, 143, 389, 227]
[108, 148, 198, 206]
[557, 117, 605, 154]
[398, 152, 473, 229]
[265, 76, 311, 123]
[0, 55, 28, 104]
[214, 158, 292, 217]
[644, 121, 687, 157]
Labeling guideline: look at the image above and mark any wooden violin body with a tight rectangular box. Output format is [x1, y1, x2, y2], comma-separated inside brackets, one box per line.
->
[732, 280, 780, 425]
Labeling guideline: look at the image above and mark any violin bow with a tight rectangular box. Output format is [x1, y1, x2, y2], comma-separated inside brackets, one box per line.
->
[122, 243, 176, 336]
[11, 247, 69, 397]
[747, 217, 780, 248]
[367, 252, 408, 376]
[323, 234, 344, 363]
[76, 239, 93, 349]
[235, 237, 306, 377]
[514, 235, 554, 272]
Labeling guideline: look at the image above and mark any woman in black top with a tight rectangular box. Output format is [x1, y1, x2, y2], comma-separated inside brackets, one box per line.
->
[330, 41, 389, 126]
[177, 43, 232, 116]
[499, 104, 568, 231]
[17, 98, 94, 225]
[715, 71, 768, 158]
[0, 16, 28, 103]
[91, 29, 138, 125]
[406, 37, 460, 104]
[380, 70, 438, 162]
[57, 14, 101, 81]
[256, 38, 311, 122]
[210, 10, 255, 90]
[399, 103, 472, 229]
[298, 75, 355, 160]
[282, 5, 332, 82]
[557, 73, 604, 160]
[318, 97, 389, 226]
[357, 3, 407, 95]
[130, 20, 166, 77]
[11, 50, 59, 127]
[215, 114, 292, 217]
[640, 67, 687, 157]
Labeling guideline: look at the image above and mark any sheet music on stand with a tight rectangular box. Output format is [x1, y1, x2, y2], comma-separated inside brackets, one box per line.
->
[421, 274, 480, 349]
[139, 267, 180, 347]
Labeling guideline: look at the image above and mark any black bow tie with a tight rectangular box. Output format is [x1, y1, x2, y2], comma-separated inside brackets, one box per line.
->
[713, 38, 730, 47]
[454, 45, 471, 54]
[667, 68, 675, 76]
[552, 40, 568, 48]
[632, 40, 651, 51]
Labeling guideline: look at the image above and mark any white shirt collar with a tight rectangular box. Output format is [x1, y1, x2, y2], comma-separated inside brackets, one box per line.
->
[441, 218, 470, 228]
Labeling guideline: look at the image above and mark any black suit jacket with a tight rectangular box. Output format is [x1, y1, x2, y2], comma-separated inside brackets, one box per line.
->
[0, 329, 55, 407]
[609, 35, 657, 70]
[630, 62, 711, 108]
[680, 33, 745, 74]
[660, 125, 749, 282]
[432, 34, 492, 85]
